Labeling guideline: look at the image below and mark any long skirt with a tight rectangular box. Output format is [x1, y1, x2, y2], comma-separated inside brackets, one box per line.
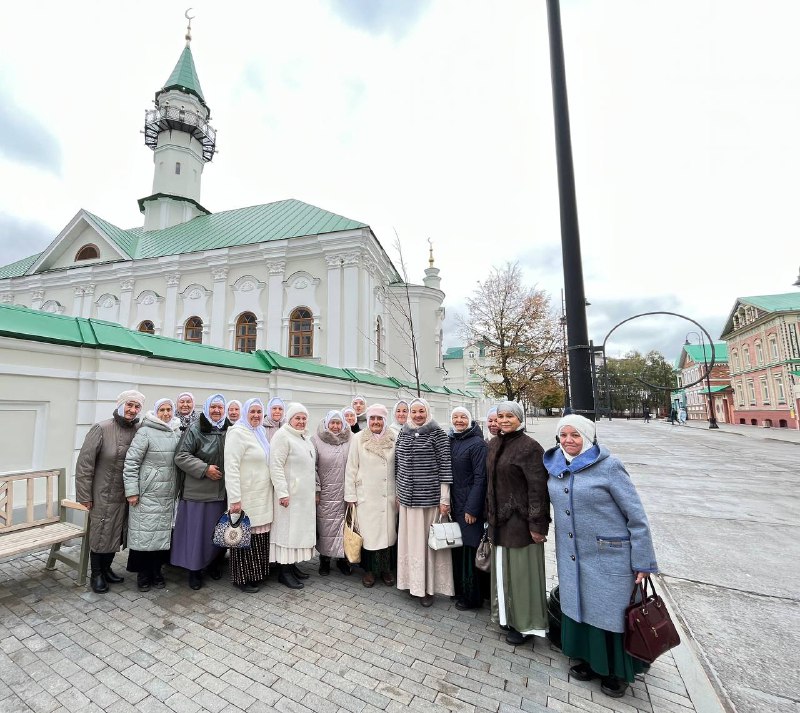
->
[361, 546, 395, 576]
[561, 614, 648, 683]
[126, 549, 169, 573]
[490, 543, 548, 637]
[170, 499, 225, 571]
[452, 545, 488, 607]
[229, 532, 270, 585]
[397, 505, 454, 598]
[269, 543, 315, 565]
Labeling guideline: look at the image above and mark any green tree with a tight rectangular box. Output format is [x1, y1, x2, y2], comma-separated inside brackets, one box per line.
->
[597, 350, 674, 416]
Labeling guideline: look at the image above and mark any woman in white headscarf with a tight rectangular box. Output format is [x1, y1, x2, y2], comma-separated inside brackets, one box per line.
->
[343, 407, 360, 434]
[226, 400, 242, 424]
[269, 403, 317, 589]
[390, 400, 409, 433]
[486, 401, 549, 647]
[172, 393, 229, 590]
[395, 397, 454, 606]
[224, 398, 274, 593]
[176, 392, 198, 432]
[264, 397, 286, 443]
[345, 404, 398, 588]
[352, 395, 368, 430]
[311, 410, 352, 576]
[123, 398, 180, 591]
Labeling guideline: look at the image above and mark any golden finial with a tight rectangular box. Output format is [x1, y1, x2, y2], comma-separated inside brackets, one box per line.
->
[427, 238, 434, 268]
[185, 8, 195, 46]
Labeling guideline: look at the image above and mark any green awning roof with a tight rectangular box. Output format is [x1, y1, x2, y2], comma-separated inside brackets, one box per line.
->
[697, 385, 732, 394]
[790, 370, 800, 378]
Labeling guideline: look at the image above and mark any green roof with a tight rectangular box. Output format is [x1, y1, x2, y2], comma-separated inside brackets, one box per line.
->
[740, 293, 800, 312]
[790, 370, 800, 378]
[697, 385, 732, 394]
[683, 342, 728, 364]
[159, 46, 206, 106]
[1, 200, 369, 277]
[443, 347, 463, 360]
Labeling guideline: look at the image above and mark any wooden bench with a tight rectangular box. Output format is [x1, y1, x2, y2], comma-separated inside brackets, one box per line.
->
[0, 468, 90, 586]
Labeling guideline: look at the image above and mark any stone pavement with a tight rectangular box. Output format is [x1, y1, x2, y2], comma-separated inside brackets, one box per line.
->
[0, 527, 713, 713]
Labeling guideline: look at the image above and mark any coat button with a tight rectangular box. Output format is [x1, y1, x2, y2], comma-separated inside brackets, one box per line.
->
[566, 510, 570, 515]
[568, 533, 573, 538]
[564, 488, 569, 493]
[570, 554, 575, 561]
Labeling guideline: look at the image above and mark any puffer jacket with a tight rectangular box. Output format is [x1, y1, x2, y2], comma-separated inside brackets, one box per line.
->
[174, 413, 228, 502]
[448, 422, 488, 548]
[311, 422, 352, 558]
[75, 411, 140, 553]
[123, 413, 179, 551]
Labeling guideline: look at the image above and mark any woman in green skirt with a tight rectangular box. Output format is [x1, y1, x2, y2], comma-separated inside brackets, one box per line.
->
[485, 401, 550, 646]
[544, 415, 658, 698]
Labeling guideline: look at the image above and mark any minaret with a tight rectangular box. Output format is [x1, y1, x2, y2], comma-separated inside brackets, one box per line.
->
[141, 13, 216, 231]
[423, 238, 442, 290]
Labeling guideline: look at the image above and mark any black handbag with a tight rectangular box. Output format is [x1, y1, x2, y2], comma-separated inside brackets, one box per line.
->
[624, 578, 681, 663]
[546, 585, 562, 649]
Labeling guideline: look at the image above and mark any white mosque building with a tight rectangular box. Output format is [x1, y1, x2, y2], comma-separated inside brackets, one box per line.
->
[0, 24, 446, 388]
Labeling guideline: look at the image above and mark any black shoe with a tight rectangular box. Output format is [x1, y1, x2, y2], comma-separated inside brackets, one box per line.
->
[569, 662, 598, 681]
[278, 568, 304, 590]
[319, 557, 331, 576]
[336, 559, 352, 576]
[505, 628, 531, 646]
[137, 574, 151, 592]
[152, 569, 165, 589]
[290, 564, 309, 580]
[238, 582, 260, 594]
[600, 676, 628, 698]
[189, 571, 203, 590]
[420, 594, 435, 607]
[455, 599, 480, 611]
[206, 563, 222, 580]
[102, 568, 124, 584]
[90, 573, 109, 594]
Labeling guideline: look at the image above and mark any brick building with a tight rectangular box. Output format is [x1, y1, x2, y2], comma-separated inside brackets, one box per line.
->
[675, 343, 732, 423]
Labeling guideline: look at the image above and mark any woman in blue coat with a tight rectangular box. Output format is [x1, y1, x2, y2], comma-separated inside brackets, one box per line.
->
[448, 407, 488, 610]
[543, 415, 658, 699]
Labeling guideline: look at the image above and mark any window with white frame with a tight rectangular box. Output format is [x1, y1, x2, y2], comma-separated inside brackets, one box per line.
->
[775, 374, 786, 403]
[743, 346, 751, 368]
[747, 379, 756, 404]
[736, 381, 744, 407]
[732, 350, 740, 372]
[755, 341, 764, 365]
[760, 376, 770, 404]
[769, 336, 779, 361]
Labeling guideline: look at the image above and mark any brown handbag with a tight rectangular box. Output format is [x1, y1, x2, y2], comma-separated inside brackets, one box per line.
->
[624, 578, 681, 664]
[474, 523, 492, 573]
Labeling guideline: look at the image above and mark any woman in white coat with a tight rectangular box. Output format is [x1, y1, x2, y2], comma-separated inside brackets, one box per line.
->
[345, 404, 398, 588]
[224, 398, 274, 593]
[269, 403, 317, 589]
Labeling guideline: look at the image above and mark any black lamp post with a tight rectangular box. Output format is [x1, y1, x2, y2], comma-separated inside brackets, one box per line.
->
[685, 332, 719, 429]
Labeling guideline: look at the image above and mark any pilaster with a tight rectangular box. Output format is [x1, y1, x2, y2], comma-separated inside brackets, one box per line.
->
[164, 273, 181, 339]
[119, 279, 135, 328]
[266, 261, 286, 352]
[325, 253, 343, 367]
[210, 266, 228, 347]
[341, 252, 360, 367]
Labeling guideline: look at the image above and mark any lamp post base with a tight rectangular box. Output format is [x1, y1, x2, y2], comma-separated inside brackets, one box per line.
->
[708, 419, 719, 429]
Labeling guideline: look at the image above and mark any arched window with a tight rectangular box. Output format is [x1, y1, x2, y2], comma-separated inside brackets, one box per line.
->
[184, 316, 203, 344]
[138, 320, 155, 334]
[289, 307, 313, 357]
[375, 316, 383, 362]
[75, 244, 99, 261]
[235, 312, 257, 353]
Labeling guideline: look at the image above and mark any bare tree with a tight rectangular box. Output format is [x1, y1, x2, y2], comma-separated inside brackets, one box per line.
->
[458, 262, 561, 402]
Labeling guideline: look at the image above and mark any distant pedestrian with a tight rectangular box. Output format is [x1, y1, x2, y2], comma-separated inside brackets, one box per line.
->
[678, 408, 687, 425]
[624, 408, 630, 420]
[643, 408, 651, 423]
[669, 408, 677, 425]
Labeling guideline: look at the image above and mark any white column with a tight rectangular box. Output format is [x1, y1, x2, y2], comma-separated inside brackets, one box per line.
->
[80, 285, 95, 318]
[210, 267, 228, 347]
[266, 261, 285, 352]
[118, 279, 135, 328]
[325, 254, 343, 367]
[341, 252, 360, 367]
[164, 273, 181, 338]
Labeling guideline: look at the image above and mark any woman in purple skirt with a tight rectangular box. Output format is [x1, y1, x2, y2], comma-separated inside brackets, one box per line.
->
[172, 393, 229, 590]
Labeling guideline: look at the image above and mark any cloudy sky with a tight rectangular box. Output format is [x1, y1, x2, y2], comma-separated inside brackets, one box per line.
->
[1, 1, 798, 360]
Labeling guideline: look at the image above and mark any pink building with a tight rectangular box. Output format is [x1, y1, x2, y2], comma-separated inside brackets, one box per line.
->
[720, 293, 800, 429]
[676, 343, 732, 423]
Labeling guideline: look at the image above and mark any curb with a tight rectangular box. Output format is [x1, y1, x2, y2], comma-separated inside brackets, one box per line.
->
[657, 574, 735, 713]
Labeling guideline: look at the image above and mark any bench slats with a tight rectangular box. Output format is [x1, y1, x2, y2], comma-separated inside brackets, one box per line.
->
[0, 522, 85, 559]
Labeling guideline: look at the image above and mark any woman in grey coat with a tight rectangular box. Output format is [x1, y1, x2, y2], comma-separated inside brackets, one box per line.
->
[311, 410, 352, 576]
[543, 415, 658, 699]
[123, 398, 180, 591]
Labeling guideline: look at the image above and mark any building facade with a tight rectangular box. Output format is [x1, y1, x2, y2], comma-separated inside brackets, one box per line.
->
[675, 343, 732, 423]
[0, 29, 446, 388]
[720, 293, 800, 429]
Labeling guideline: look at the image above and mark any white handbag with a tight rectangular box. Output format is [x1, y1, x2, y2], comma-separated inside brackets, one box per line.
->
[428, 513, 463, 550]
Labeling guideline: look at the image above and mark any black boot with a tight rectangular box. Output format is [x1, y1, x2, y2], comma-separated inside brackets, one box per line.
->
[319, 556, 331, 576]
[152, 565, 165, 589]
[90, 552, 108, 594]
[137, 572, 151, 592]
[101, 553, 124, 584]
[188, 570, 203, 590]
[336, 558, 352, 576]
[289, 563, 309, 580]
[278, 565, 303, 589]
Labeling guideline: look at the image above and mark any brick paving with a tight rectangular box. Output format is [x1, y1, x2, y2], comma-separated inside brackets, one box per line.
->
[0, 542, 704, 713]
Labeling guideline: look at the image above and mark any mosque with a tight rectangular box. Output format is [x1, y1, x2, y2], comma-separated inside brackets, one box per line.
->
[0, 19, 447, 388]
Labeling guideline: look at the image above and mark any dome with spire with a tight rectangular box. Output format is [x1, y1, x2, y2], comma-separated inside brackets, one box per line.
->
[157, 45, 208, 114]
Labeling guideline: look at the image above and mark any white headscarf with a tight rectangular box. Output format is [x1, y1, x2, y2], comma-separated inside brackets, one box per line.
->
[556, 414, 596, 461]
[450, 406, 472, 433]
[392, 400, 409, 427]
[241, 398, 270, 458]
[324, 409, 345, 433]
[285, 403, 309, 431]
[203, 393, 227, 429]
[366, 404, 389, 438]
[407, 397, 433, 428]
[265, 397, 286, 428]
[227, 400, 242, 422]
[115, 390, 145, 418]
[152, 398, 175, 423]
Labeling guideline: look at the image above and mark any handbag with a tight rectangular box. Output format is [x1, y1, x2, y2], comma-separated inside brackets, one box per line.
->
[212, 509, 252, 549]
[624, 578, 681, 664]
[343, 504, 363, 564]
[474, 523, 492, 572]
[428, 513, 463, 551]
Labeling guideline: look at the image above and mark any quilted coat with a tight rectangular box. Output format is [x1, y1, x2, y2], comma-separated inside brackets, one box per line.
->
[122, 413, 179, 552]
[311, 423, 352, 557]
[75, 411, 140, 553]
[448, 422, 488, 548]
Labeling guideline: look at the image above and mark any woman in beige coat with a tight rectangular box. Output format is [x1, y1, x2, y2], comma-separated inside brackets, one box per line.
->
[345, 404, 397, 588]
[269, 403, 317, 589]
[224, 398, 274, 593]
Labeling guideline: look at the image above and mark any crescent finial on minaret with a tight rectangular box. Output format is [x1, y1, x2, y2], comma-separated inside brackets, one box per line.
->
[185, 8, 195, 46]
[427, 238, 435, 268]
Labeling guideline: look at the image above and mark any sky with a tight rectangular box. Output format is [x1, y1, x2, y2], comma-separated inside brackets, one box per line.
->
[1, 0, 799, 362]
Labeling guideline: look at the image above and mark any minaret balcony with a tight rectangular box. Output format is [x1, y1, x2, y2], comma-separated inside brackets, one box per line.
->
[144, 106, 216, 162]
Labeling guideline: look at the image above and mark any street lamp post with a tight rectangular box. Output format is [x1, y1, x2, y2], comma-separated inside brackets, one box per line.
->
[685, 331, 719, 429]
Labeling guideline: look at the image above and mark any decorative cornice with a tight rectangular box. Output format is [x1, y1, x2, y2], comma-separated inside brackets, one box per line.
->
[325, 253, 344, 268]
[32, 290, 45, 301]
[267, 261, 286, 276]
[73, 287, 84, 297]
[166, 273, 182, 288]
[120, 279, 135, 292]
[211, 267, 229, 282]
[341, 252, 360, 266]
[84, 284, 96, 296]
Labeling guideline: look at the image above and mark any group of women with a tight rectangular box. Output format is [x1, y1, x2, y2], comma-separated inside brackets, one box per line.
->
[76, 390, 658, 699]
